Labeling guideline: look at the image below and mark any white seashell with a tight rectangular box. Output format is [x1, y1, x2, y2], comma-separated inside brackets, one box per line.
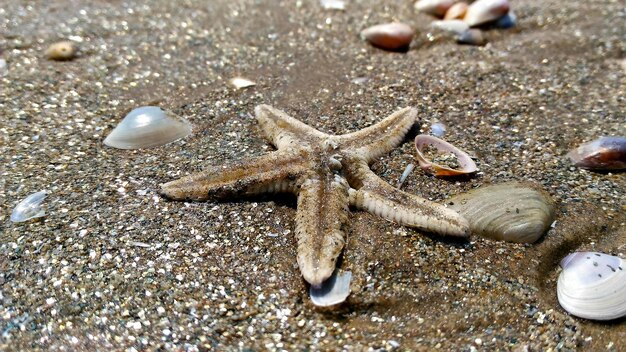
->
[104, 106, 192, 149]
[431, 20, 470, 36]
[397, 163, 415, 188]
[430, 122, 446, 137]
[11, 191, 48, 222]
[414, 0, 455, 17]
[230, 77, 256, 89]
[557, 252, 626, 320]
[320, 0, 345, 10]
[449, 182, 555, 243]
[464, 0, 510, 27]
[310, 270, 352, 307]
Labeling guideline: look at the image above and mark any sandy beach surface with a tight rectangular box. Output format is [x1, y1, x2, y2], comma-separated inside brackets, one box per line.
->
[1, 0, 624, 350]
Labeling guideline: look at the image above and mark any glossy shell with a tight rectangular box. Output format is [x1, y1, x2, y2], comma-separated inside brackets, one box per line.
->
[361, 23, 414, 51]
[230, 77, 256, 89]
[11, 191, 48, 222]
[557, 252, 626, 320]
[566, 136, 626, 171]
[310, 271, 352, 307]
[449, 182, 555, 243]
[464, 0, 510, 27]
[104, 106, 192, 149]
[414, 0, 455, 17]
[414, 134, 477, 176]
[444, 2, 468, 20]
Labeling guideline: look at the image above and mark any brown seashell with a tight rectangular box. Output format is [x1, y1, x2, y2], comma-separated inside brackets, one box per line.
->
[414, 0, 455, 18]
[449, 182, 556, 243]
[444, 2, 468, 20]
[414, 134, 477, 176]
[44, 41, 77, 61]
[464, 0, 510, 27]
[566, 136, 626, 171]
[361, 23, 414, 51]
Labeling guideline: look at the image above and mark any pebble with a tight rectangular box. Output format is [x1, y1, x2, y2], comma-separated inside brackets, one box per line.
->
[44, 41, 77, 61]
[457, 29, 486, 46]
[361, 23, 414, 51]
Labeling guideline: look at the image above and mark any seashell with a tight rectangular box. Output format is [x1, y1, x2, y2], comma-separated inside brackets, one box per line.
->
[414, 134, 477, 176]
[464, 0, 510, 27]
[44, 41, 77, 61]
[557, 252, 626, 320]
[397, 163, 415, 188]
[566, 136, 626, 171]
[494, 11, 517, 29]
[414, 0, 455, 18]
[430, 20, 470, 36]
[456, 29, 486, 46]
[361, 23, 414, 51]
[320, 0, 345, 10]
[11, 191, 48, 222]
[449, 182, 556, 243]
[230, 77, 256, 89]
[310, 270, 352, 307]
[444, 2, 468, 20]
[104, 106, 192, 149]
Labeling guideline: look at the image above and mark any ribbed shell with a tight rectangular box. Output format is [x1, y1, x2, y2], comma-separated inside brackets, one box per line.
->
[557, 252, 626, 320]
[449, 182, 555, 243]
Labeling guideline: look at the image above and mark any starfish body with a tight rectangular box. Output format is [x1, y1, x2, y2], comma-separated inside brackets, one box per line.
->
[160, 105, 469, 286]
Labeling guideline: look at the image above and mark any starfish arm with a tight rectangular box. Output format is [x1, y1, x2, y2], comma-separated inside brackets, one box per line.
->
[255, 104, 329, 150]
[159, 149, 307, 201]
[346, 161, 469, 237]
[295, 174, 350, 287]
[334, 107, 417, 163]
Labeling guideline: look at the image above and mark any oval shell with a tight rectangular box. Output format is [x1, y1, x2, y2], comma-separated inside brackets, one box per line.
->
[449, 182, 555, 243]
[414, 0, 455, 17]
[414, 134, 477, 176]
[566, 136, 626, 171]
[44, 41, 77, 61]
[310, 270, 352, 307]
[444, 2, 468, 20]
[361, 23, 414, 51]
[11, 191, 48, 223]
[431, 20, 470, 36]
[557, 252, 626, 320]
[104, 106, 192, 149]
[457, 29, 486, 46]
[464, 0, 510, 27]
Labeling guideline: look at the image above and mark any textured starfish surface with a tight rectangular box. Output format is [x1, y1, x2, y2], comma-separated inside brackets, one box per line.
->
[160, 105, 469, 286]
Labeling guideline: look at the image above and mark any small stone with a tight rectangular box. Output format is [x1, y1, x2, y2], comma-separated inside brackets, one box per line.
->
[361, 23, 414, 51]
[457, 29, 486, 46]
[44, 41, 77, 61]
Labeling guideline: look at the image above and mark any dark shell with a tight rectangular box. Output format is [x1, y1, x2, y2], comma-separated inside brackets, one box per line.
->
[566, 136, 626, 171]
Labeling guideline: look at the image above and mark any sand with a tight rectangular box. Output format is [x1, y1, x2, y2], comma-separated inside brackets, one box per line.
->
[1, 0, 624, 350]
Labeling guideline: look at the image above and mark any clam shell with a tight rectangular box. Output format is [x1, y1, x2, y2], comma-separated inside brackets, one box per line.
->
[361, 23, 414, 51]
[444, 2, 468, 20]
[566, 136, 626, 171]
[557, 252, 626, 320]
[449, 182, 555, 243]
[414, 0, 455, 17]
[464, 0, 510, 27]
[310, 270, 352, 307]
[11, 191, 48, 223]
[414, 134, 477, 176]
[44, 41, 77, 61]
[104, 106, 192, 149]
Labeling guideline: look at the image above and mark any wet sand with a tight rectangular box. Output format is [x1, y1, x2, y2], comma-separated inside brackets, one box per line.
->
[1, 0, 624, 350]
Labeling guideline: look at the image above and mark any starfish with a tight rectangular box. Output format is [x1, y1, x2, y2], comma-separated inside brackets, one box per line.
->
[160, 105, 469, 287]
